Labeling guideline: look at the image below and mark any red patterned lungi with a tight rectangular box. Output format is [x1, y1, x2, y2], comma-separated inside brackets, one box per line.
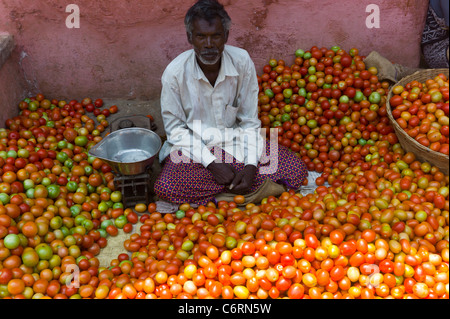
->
[154, 139, 308, 205]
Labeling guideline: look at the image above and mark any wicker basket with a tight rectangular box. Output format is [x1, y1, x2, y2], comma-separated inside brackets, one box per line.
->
[386, 68, 449, 176]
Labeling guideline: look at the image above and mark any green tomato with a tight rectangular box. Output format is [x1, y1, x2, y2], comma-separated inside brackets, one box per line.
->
[307, 119, 318, 129]
[82, 219, 94, 231]
[41, 177, 51, 186]
[114, 215, 127, 229]
[56, 152, 69, 163]
[268, 59, 278, 68]
[308, 66, 316, 75]
[308, 74, 317, 83]
[283, 88, 293, 99]
[70, 204, 81, 217]
[88, 155, 96, 164]
[23, 179, 35, 190]
[438, 186, 449, 198]
[98, 229, 108, 238]
[101, 219, 114, 230]
[35, 243, 53, 260]
[17, 149, 29, 158]
[225, 236, 237, 249]
[175, 210, 185, 219]
[113, 202, 124, 209]
[339, 95, 350, 104]
[21, 249, 39, 268]
[281, 113, 291, 123]
[74, 215, 86, 226]
[101, 187, 112, 194]
[110, 191, 122, 203]
[415, 211, 427, 222]
[4, 234, 20, 249]
[295, 49, 305, 57]
[340, 116, 352, 126]
[284, 104, 292, 113]
[86, 183, 96, 194]
[368, 92, 381, 104]
[64, 159, 74, 169]
[354, 91, 365, 103]
[98, 201, 109, 212]
[305, 100, 315, 111]
[396, 160, 409, 171]
[60, 227, 70, 237]
[49, 255, 61, 269]
[369, 104, 379, 112]
[84, 165, 93, 176]
[57, 140, 67, 149]
[272, 120, 282, 128]
[50, 216, 63, 230]
[66, 181, 78, 193]
[182, 240, 194, 251]
[47, 184, 60, 199]
[72, 225, 86, 235]
[25, 188, 34, 199]
[264, 89, 274, 98]
[297, 117, 306, 126]
[28, 101, 38, 111]
[0, 193, 10, 205]
[74, 136, 88, 147]
[331, 46, 340, 52]
[6, 150, 17, 159]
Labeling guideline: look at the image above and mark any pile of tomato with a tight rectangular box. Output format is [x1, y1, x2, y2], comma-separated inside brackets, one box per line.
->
[389, 76, 449, 155]
[257, 46, 400, 187]
[0, 46, 449, 300]
[0, 95, 139, 298]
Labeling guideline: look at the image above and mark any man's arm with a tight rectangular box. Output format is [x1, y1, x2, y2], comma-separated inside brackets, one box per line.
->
[228, 54, 264, 194]
[234, 56, 264, 167]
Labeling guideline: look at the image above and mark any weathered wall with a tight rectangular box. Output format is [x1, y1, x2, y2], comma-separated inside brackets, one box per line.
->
[0, 0, 429, 105]
[0, 32, 28, 126]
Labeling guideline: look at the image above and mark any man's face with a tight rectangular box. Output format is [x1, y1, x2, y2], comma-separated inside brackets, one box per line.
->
[188, 16, 228, 66]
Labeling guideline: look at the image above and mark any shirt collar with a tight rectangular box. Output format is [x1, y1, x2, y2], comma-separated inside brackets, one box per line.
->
[191, 45, 239, 84]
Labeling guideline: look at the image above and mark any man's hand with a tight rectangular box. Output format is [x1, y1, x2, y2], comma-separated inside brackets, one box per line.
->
[229, 165, 257, 195]
[207, 162, 237, 186]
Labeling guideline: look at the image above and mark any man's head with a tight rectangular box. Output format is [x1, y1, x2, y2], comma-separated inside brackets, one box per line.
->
[185, 0, 231, 66]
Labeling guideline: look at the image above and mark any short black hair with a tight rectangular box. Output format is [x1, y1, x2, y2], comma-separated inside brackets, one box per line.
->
[185, 0, 231, 39]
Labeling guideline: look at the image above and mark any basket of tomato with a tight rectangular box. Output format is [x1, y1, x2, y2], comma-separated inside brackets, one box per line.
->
[386, 68, 449, 175]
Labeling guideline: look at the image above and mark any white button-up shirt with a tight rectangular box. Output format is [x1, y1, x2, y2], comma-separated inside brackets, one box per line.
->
[159, 45, 264, 168]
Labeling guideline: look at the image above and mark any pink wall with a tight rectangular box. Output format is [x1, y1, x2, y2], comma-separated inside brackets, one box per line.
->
[0, 0, 428, 105]
[0, 33, 28, 126]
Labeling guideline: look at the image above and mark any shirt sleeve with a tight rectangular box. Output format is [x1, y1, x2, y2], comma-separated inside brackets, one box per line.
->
[234, 56, 264, 167]
[160, 72, 217, 167]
